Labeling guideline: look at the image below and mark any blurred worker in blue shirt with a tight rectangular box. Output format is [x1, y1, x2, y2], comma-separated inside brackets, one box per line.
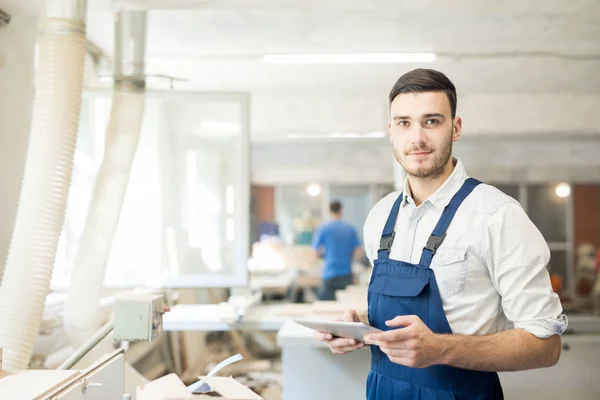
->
[312, 200, 362, 300]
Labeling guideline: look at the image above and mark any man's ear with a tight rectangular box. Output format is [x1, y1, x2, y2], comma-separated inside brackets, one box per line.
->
[452, 117, 462, 141]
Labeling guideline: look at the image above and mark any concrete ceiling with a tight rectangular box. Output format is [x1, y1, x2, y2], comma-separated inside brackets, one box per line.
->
[84, 0, 600, 140]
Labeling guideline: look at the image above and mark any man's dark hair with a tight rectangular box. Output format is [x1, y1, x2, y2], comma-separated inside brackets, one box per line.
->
[329, 200, 342, 214]
[388, 68, 457, 118]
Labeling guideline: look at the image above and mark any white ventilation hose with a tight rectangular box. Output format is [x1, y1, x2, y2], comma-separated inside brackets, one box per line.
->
[63, 10, 147, 354]
[0, 16, 87, 372]
[64, 86, 145, 346]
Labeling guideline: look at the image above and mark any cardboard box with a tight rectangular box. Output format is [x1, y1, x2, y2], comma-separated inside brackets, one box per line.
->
[137, 373, 263, 400]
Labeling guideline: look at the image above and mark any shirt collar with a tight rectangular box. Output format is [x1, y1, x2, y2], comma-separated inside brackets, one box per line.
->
[402, 158, 468, 209]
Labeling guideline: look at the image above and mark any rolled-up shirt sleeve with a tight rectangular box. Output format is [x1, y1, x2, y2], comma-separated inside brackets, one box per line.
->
[484, 201, 568, 338]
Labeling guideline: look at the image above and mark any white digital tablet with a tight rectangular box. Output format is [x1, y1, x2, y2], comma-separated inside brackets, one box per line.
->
[294, 319, 382, 342]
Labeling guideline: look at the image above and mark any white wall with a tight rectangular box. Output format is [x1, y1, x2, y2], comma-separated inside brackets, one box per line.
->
[0, 3, 38, 277]
[252, 139, 392, 185]
[252, 134, 600, 185]
[250, 87, 600, 185]
[251, 91, 600, 140]
[459, 94, 600, 135]
[251, 90, 389, 141]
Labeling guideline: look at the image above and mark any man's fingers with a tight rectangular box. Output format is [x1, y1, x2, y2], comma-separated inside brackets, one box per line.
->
[364, 327, 413, 343]
[328, 337, 365, 354]
[343, 309, 359, 322]
[379, 346, 415, 358]
[367, 340, 411, 349]
[385, 314, 418, 327]
[330, 342, 365, 354]
[364, 339, 391, 348]
[314, 331, 333, 341]
[329, 337, 359, 348]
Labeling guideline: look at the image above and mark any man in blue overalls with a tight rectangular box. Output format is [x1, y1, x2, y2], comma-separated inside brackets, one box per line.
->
[316, 68, 567, 399]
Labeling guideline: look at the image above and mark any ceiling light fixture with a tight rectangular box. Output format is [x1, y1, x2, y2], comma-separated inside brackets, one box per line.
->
[262, 53, 436, 64]
[307, 184, 321, 197]
[555, 183, 571, 198]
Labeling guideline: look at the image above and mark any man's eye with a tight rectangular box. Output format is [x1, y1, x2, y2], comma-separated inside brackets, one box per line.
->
[425, 119, 439, 126]
[397, 121, 409, 127]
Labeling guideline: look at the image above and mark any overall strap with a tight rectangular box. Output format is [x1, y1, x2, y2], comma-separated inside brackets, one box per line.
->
[419, 178, 482, 267]
[377, 192, 404, 260]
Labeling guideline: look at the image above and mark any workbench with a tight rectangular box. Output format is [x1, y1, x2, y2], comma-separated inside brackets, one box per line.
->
[248, 270, 297, 298]
[162, 301, 355, 332]
[163, 303, 294, 332]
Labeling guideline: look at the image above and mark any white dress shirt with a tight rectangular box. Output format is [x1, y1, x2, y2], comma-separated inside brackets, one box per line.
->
[363, 158, 567, 338]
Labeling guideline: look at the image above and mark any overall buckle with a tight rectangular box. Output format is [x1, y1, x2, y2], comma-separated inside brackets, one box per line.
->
[424, 233, 446, 256]
[379, 232, 395, 252]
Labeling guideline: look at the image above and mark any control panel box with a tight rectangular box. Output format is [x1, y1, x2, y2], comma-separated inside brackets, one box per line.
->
[114, 294, 167, 342]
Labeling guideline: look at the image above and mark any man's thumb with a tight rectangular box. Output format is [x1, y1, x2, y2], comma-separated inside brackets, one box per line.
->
[344, 310, 357, 322]
[385, 315, 412, 327]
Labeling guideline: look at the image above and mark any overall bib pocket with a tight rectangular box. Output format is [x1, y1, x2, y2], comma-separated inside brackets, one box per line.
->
[368, 274, 430, 327]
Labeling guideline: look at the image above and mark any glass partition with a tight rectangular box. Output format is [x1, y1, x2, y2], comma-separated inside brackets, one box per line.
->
[52, 91, 250, 289]
[275, 184, 389, 245]
[329, 184, 371, 241]
[276, 184, 322, 245]
[527, 184, 568, 243]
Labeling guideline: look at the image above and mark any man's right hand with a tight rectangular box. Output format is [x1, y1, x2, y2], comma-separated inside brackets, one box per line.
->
[314, 309, 365, 354]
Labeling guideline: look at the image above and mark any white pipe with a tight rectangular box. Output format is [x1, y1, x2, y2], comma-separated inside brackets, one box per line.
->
[43, 0, 87, 20]
[0, 0, 88, 372]
[113, 11, 147, 81]
[64, 10, 147, 348]
[58, 318, 114, 370]
[64, 88, 146, 346]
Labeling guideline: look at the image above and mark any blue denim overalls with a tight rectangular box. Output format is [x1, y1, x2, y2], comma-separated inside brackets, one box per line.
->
[367, 178, 504, 399]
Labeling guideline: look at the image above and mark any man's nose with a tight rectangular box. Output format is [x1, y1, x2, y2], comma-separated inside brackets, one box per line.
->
[409, 125, 427, 145]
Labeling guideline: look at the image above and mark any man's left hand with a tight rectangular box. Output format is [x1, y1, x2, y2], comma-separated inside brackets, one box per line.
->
[363, 315, 445, 368]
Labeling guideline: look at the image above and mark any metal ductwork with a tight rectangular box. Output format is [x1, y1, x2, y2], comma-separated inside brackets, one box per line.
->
[64, 10, 148, 351]
[0, 0, 88, 372]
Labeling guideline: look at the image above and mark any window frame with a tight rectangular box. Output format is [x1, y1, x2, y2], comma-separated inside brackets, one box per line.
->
[51, 89, 251, 290]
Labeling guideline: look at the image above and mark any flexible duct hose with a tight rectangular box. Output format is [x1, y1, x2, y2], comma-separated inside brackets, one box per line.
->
[0, 17, 86, 372]
[65, 85, 145, 346]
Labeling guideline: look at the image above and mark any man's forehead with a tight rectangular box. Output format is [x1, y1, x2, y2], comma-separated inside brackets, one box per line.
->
[390, 91, 451, 116]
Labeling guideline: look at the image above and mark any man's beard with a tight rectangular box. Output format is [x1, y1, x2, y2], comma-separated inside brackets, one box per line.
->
[394, 133, 452, 180]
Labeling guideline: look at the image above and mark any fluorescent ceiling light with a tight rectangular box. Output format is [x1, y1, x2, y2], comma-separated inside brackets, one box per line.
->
[263, 53, 436, 64]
